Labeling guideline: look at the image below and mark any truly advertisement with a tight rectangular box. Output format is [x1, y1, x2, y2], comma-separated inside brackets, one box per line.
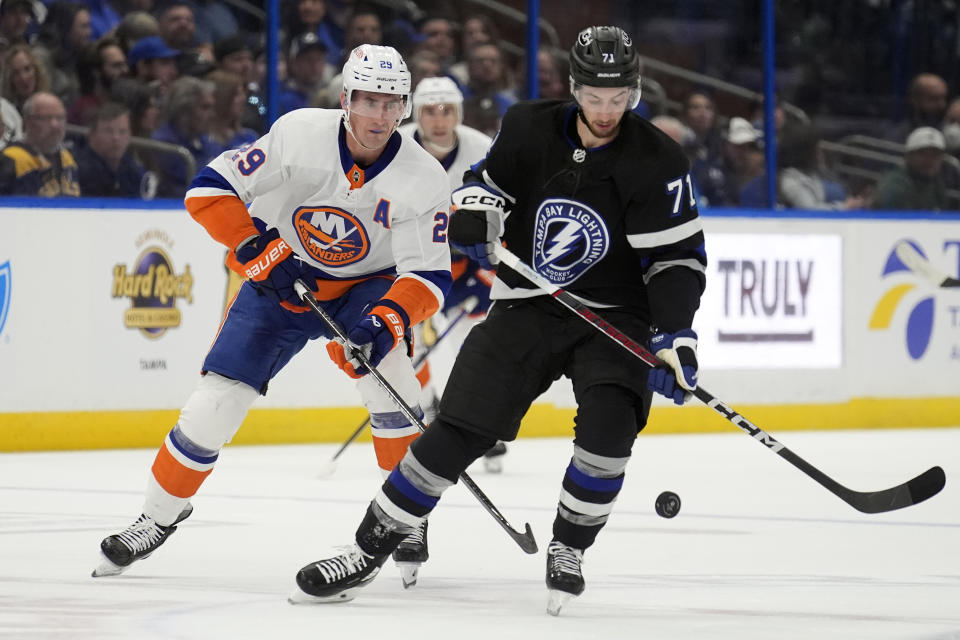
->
[697, 233, 842, 368]
[111, 229, 194, 339]
[869, 238, 960, 361]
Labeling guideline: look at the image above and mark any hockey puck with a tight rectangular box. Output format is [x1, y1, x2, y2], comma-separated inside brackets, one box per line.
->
[655, 491, 681, 518]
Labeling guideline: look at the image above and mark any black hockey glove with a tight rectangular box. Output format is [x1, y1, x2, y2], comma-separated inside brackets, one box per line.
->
[449, 184, 505, 270]
[647, 329, 699, 405]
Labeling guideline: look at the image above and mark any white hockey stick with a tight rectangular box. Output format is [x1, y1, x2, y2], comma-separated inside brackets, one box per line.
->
[895, 241, 960, 288]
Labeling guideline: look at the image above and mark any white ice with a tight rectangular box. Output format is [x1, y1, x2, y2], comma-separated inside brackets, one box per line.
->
[1, 427, 958, 639]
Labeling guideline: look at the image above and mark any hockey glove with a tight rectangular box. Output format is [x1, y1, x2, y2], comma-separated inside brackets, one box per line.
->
[326, 305, 407, 378]
[448, 183, 506, 270]
[232, 228, 315, 305]
[647, 329, 699, 405]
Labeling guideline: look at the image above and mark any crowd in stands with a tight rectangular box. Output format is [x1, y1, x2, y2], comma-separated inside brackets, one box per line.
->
[0, 0, 956, 211]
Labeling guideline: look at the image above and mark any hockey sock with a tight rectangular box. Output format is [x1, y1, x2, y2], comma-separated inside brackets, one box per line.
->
[370, 408, 422, 474]
[553, 445, 630, 550]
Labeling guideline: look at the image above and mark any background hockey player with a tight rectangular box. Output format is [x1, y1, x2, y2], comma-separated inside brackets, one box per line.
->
[398, 76, 507, 473]
[93, 45, 452, 589]
[291, 25, 707, 615]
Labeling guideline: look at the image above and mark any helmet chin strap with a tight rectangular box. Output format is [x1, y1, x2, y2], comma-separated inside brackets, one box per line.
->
[342, 108, 399, 151]
[419, 129, 457, 155]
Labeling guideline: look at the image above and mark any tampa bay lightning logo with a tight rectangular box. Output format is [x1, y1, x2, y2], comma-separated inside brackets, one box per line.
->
[0, 260, 10, 338]
[532, 199, 609, 284]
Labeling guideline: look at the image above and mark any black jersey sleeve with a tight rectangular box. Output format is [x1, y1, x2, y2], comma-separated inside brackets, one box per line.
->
[625, 145, 707, 332]
[461, 102, 530, 201]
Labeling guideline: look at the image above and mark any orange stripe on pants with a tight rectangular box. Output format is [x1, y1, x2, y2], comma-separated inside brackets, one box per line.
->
[373, 432, 420, 472]
[414, 360, 431, 388]
[151, 445, 214, 499]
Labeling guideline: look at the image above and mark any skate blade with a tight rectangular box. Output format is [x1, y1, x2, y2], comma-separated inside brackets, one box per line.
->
[91, 554, 127, 578]
[397, 563, 419, 589]
[546, 589, 576, 616]
[287, 587, 356, 605]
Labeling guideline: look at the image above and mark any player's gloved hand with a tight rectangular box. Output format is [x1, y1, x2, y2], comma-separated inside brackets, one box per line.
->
[326, 305, 407, 378]
[647, 329, 699, 405]
[449, 183, 506, 270]
[443, 260, 494, 317]
[232, 228, 314, 305]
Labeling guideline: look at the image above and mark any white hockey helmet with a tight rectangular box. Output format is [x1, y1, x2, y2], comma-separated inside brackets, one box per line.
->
[412, 76, 463, 123]
[341, 44, 413, 120]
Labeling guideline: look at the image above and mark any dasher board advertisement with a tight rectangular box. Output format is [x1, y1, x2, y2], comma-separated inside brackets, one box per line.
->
[697, 233, 843, 369]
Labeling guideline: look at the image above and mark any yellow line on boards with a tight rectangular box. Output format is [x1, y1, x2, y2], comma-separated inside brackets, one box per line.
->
[1, 397, 958, 452]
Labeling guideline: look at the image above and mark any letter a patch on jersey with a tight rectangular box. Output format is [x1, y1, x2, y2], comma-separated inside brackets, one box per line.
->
[532, 198, 610, 285]
[293, 206, 371, 267]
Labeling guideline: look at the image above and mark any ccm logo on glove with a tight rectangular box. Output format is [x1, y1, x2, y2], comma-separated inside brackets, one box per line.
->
[458, 194, 505, 209]
[244, 239, 291, 280]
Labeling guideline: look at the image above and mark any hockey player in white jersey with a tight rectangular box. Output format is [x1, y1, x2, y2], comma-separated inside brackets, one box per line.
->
[92, 45, 451, 588]
[397, 77, 508, 472]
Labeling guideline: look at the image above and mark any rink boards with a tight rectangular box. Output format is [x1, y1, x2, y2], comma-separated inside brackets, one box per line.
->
[0, 200, 958, 451]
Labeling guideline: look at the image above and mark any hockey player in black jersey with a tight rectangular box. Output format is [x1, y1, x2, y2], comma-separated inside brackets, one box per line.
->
[291, 25, 706, 615]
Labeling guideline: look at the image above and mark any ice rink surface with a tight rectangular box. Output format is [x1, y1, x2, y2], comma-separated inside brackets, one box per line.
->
[1, 427, 958, 640]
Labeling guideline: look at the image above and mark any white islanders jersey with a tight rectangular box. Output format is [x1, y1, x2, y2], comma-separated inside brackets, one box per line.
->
[398, 123, 493, 191]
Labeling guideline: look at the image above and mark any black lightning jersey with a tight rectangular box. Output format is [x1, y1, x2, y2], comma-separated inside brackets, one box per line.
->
[466, 100, 706, 331]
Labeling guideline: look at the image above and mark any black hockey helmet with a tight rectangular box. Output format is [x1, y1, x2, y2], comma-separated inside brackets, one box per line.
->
[569, 26, 642, 108]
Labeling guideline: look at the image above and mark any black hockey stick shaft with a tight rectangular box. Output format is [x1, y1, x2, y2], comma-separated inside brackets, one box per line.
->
[895, 241, 960, 288]
[494, 245, 946, 514]
[294, 281, 538, 553]
[324, 308, 471, 466]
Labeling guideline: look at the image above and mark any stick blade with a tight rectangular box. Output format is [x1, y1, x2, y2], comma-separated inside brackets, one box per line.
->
[510, 522, 538, 554]
[850, 466, 946, 514]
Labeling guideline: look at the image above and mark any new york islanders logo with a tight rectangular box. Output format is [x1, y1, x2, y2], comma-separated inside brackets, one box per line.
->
[293, 206, 370, 267]
[0, 260, 10, 338]
[869, 241, 936, 359]
[532, 198, 609, 285]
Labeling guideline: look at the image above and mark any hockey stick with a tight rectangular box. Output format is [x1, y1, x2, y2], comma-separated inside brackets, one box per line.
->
[294, 280, 538, 553]
[895, 241, 960, 288]
[493, 245, 946, 514]
[317, 307, 471, 477]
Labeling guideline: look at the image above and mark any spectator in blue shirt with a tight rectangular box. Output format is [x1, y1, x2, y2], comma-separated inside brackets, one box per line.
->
[151, 75, 218, 198]
[278, 31, 331, 114]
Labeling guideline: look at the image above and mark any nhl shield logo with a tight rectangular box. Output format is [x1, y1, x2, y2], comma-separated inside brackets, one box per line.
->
[0, 261, 11, 338]
[532, 198, 609, 285]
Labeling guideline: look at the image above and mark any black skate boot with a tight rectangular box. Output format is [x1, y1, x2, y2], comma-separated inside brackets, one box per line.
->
[392, 519, 428, 588]
[482, 441, 508, 473]
[545, 540, 585, 616]
[92, 503, 194, 577]
[290, 503, 408, 604]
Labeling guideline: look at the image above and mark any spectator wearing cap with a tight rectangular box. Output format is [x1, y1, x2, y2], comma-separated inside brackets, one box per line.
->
[278, 31, 332, 114]
[284, 0, 341, 66]
[128, 35, 180, 92]
[74, 101, 155, 198]
[0, 0, 36, 49]
[213, 34, 265, 134]
[724, 117, 767, 207]
[873, 127, 950, 211]
[0, 91, 80, 196]
[68, 36, 129, 125]
[151, 75, 218, 197]
[1, 44, 51, 114]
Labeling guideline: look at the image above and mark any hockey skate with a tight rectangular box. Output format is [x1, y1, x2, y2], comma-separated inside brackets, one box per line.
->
[482, 441, 508, 473]
[290, 545, 389, 604]
[392, 520, 428, 588]
[92, 503, 194, 577]
[545, 540, 585, 616]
